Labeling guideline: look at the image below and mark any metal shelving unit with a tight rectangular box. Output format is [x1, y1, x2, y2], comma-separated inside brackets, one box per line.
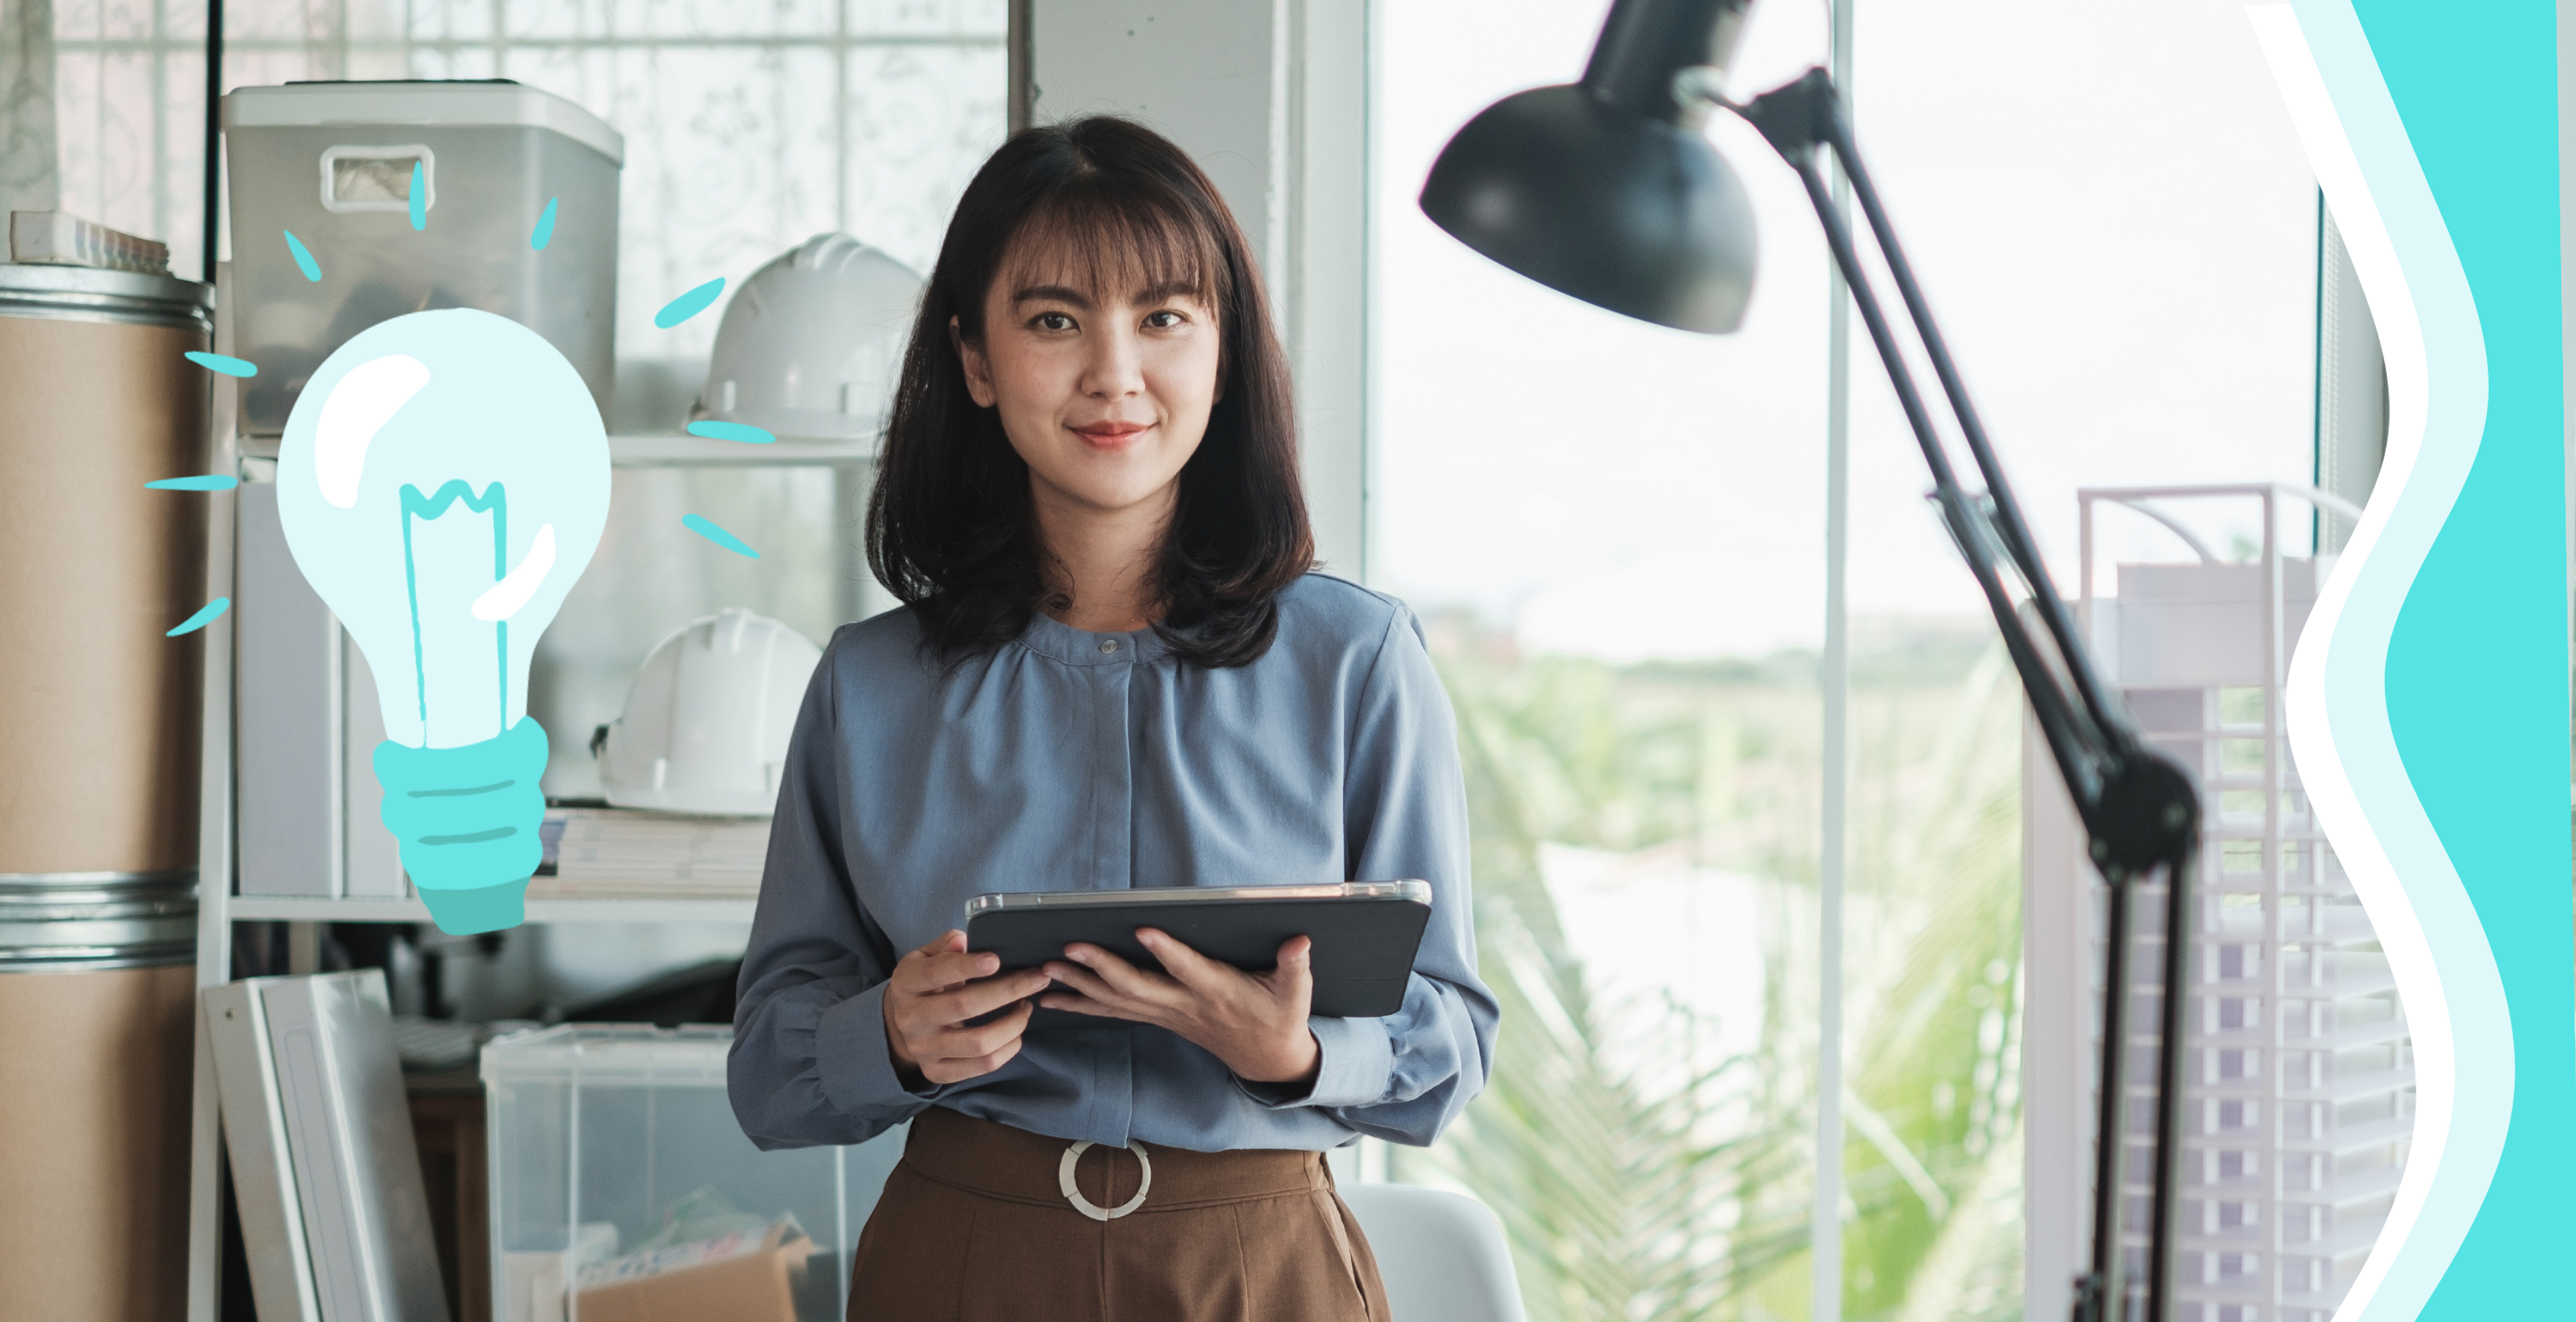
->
[182, 281, 878, 1315]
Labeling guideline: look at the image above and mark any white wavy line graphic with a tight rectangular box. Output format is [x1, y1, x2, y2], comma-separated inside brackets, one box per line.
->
[2251, 6, 2512, 1321]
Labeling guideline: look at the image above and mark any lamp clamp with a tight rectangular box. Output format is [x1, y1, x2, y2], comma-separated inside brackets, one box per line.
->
[1734, 66, 1844, 162]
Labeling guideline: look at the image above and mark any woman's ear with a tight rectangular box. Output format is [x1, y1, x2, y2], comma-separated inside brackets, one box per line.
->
[951, 314, 997, 409]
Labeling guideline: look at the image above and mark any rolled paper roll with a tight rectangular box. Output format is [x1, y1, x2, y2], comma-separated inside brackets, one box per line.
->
[374, 716, 550, 934]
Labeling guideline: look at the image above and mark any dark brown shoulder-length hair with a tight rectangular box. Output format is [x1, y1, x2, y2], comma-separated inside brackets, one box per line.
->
[865, 115, 1314, 668]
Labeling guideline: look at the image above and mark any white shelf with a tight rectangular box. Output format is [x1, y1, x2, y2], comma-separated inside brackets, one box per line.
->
[608, 433, 877, 467]
[235, 432, 877, 468]
[225, 894, 758, 925]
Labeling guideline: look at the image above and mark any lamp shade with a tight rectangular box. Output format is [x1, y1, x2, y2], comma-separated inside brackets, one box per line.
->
[1417, 0, 1759, 334]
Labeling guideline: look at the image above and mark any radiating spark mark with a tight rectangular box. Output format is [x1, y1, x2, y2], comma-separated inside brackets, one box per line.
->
[168, 598, 231, 637]
[283, 230, 323, 281]
[184, 351, 257, 377]
[146, 474, 239, 491]
[409, 160, 427, 230]
[655, 278, 725, 329]
[686, 420, 775, 444]
[531, 197, 558, 250]
[682, 513, 759, 558]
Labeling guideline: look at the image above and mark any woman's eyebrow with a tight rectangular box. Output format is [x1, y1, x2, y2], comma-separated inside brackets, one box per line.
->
[1134, 280, 1202, 305]
[1011, 283, 1092, 309]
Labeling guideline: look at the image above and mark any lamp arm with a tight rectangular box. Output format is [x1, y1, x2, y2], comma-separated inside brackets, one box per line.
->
[1812, 103, 2132, 757]
[1721, 66, 2204, 1322]
[1724, 74, 2112, 816]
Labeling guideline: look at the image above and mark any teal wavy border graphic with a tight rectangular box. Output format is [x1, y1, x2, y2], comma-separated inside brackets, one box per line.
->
[2257, 3, 2571, 1319]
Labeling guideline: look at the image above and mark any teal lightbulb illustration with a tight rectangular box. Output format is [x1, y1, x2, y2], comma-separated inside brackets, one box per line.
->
[276, 309, 609, 934]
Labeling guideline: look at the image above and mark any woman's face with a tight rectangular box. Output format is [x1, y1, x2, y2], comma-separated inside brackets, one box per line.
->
[955, 237, 1222, 522]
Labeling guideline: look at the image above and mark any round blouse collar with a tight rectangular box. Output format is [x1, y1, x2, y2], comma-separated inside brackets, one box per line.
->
[1014, 608, 1175, 667]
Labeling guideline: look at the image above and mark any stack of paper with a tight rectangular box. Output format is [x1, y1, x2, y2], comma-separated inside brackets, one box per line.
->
[526, 808, 771, 900]
[9, 210, 170, 273]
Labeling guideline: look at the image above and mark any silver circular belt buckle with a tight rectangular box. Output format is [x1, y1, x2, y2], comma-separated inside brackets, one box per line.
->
[1059, 1140, 1152, 1221]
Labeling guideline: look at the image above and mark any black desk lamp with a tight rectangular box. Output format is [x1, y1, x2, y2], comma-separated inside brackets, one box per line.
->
[1419, 2, 2200, 1319]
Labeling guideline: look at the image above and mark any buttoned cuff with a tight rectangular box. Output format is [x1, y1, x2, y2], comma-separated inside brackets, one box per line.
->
[1234, 1015, 1393, 1110]
[816, 980, 941, 1116]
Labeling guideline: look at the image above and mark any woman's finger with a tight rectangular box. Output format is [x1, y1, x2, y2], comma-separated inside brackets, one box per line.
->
[1041, 960, 1134, 1010]
[1064, 942, 1185, 1006]
[1267, 936, 1315, 996]
[930, 999, 1034, 1059]
[1134, 928, 1231, 992]
[1038, 990, 1158, 1026]
[924, 969, 1050, 1027]
[895, 930, 979, 991]
[924, 1035, 1023, 1085]
[909, 946, 1000, 993]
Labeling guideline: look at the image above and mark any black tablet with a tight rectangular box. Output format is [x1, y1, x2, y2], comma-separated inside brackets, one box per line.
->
[963, 881, 1434, 1019]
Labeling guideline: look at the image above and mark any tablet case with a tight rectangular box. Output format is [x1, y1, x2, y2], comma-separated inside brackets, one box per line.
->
[966, 887, 1434, 1019]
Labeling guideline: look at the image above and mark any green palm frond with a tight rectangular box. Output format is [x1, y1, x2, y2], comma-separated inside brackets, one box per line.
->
[1413, 622, 2027, 1321]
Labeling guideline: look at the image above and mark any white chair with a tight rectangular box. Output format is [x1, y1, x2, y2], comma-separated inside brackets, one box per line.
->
[1341, 1182, 1528, 1322]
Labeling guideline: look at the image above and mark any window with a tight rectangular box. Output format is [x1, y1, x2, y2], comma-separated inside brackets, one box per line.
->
[52, 0, 1005, 431]
[1371, 1, 2314, 1317]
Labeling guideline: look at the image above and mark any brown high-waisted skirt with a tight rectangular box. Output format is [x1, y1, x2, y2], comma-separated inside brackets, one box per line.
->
[846, 1106, 1388, 1321]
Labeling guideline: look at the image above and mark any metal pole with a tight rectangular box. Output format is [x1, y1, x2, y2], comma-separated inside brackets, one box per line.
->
[202, 0, 222, 282]
[1812, 5, 1856, 1321]
[2147, 853, 2194, 1322]
[2084, 875, 2138, 1322]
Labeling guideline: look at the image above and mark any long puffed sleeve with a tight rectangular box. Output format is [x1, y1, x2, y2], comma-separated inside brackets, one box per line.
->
[729, 631, 938, 1150]
[1237, 607, 1499, 1146]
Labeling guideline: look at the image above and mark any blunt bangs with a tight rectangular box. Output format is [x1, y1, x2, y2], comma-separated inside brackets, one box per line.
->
[992, 182, 1232, 329]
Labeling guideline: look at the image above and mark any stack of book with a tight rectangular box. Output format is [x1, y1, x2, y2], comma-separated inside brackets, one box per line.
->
[527, 808, 772, 901]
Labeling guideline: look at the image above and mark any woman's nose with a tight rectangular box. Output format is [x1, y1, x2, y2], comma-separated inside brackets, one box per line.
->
[1081, 322, 1145, 398]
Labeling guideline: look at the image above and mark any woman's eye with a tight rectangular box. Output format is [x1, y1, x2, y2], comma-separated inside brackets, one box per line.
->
[1033, 311, 1075, 331]
[1144, 310, 1187, 329]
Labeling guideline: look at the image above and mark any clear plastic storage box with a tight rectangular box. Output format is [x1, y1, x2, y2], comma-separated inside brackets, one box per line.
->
[220, 80, 623, 435]
[482, 1025, 905, 1322]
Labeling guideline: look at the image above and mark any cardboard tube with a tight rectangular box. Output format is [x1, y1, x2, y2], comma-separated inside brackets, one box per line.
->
[0, 313, 210, 874]
[0, 963, 195, 1321]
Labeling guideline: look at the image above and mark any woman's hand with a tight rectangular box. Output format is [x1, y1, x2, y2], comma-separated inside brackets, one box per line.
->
[883, 930, 1053, 1087]
[1040, 929, 1322, 1087]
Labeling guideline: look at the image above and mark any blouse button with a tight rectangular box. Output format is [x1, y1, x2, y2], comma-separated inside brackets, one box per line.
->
[1099, 639, 1120, 655]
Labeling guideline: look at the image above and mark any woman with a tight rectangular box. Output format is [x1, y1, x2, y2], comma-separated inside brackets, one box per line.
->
[729, 116, 1496, 1322]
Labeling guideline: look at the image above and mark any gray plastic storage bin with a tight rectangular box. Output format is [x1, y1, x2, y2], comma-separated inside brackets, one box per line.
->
[482, 1025, 905, 1322]
[221, 80, 622, 435]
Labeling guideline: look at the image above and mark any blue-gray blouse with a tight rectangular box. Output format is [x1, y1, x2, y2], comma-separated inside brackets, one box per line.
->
[728, 573, 1497, 1154]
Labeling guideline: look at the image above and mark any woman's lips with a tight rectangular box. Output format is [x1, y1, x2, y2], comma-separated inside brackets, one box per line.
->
[1071, 421, 1150, 447]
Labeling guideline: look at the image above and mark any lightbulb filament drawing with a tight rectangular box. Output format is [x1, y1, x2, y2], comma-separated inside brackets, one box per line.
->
[398, 479, 510, 732]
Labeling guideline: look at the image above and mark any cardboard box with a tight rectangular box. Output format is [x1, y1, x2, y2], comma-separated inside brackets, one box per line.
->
[572, 1224, 812, 1322]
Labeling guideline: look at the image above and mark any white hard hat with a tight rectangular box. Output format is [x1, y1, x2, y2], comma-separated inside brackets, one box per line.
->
[596, 608, 824, 815]
[688, 233, 924, 443]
